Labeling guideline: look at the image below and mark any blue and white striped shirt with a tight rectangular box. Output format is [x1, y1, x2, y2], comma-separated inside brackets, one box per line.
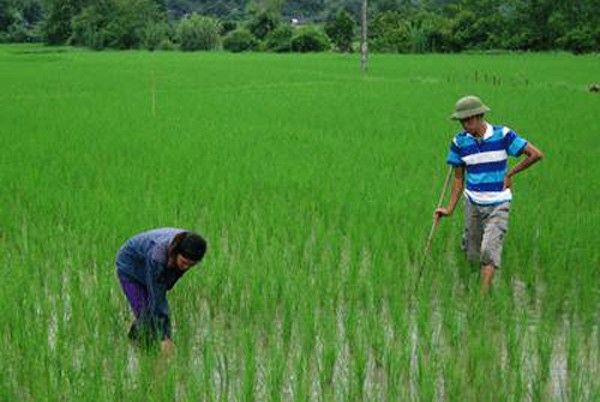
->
[447, 123, 528, 205]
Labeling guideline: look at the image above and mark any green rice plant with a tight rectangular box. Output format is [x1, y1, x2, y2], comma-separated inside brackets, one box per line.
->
[201, 334, 216, 401]
[241, 330, 256, 402]
[0, 45, 598, 401]
[348, 337, 368, 401]
[317, 305, 337, 398]
[266, 346, 286, 402]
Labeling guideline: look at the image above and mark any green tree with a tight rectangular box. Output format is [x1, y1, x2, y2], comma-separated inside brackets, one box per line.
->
[282, 0, 324, 17]
[5, 13, 29, 42]
[223, 28, 258, 52]
[70, 3, 108, 49]
[450, 9, 488, 50]
[325, 9, 356, 52]
[103, 0, 161, 49]
[511, 0, 557, 50]
[0, 0, 18, 32]
[548, 0, 600, 52]
[369, 10, 411, 53]
[21, 0, 44, 27]
[264, 24, 293, 52]
[150, 0, 167, 13]
[409, 11, 452, 53]
[175, 14, 221, 50]
[558, 27, 597, 54]
[221, 20, 238, 36]
[143, 21, 171, 50]
[246, 0, 283, 15]
[41, 0, 84, 45]
[0, 0, 43, 42]
[291, 26, 330, 52]
[246, 10, 279, 40]
[71, 0, 163, 49]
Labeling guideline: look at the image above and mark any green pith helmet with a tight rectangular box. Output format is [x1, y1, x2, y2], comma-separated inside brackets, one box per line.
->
[451, 95, 491, 120]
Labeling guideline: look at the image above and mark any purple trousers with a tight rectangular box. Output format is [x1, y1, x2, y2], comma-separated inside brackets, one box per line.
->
[118, 275, 150, 319]
[118, 274, 163, 345]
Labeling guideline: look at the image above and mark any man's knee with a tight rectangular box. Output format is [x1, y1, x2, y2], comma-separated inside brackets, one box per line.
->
[480, 238, 503, 267]
[480, 248, 498, 267]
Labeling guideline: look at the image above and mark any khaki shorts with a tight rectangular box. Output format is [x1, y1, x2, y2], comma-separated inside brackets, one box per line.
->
[462, 198, 510, 268]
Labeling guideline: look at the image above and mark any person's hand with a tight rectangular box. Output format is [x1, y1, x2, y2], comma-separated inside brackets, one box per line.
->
[503, 175, 512, 190]
[434, 207, 451, 225]
[161, 338, 175, 358]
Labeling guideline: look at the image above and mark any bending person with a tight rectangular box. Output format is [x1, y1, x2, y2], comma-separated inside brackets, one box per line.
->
[116, 228, 207, 353]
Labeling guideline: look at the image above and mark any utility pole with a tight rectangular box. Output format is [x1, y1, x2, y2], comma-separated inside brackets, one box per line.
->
[360, 0, 368, 72]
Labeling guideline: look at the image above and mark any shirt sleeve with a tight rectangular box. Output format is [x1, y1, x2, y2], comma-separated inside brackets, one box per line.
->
[505, 129, 528, 157]
[447, 140, 464, 166]
[145, 251, 171, 340]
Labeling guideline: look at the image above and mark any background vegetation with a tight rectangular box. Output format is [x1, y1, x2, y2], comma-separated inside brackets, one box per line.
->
[1, 0, 600, 53]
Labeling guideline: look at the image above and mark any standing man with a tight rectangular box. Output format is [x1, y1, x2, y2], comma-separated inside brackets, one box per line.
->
[434, 96, 543, 295]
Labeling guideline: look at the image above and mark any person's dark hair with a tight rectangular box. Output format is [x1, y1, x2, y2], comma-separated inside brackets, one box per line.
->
[169, 232, 207, 262]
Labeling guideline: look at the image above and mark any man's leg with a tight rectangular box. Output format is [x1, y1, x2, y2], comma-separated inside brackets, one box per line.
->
[461, 197, 471, 252]
[465, 199, 483, 264]
[479, 202, 511, 296]
[480, 264, 495, 296]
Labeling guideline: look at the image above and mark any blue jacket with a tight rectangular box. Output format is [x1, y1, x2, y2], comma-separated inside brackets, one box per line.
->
[116, 228, 189, 339]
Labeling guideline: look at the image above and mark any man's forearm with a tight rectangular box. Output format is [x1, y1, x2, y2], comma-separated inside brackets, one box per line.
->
[447, 178, 464, 214]
[508, 156, 539, 178]
[508, 144, 543, 179]
[435, 167, 465, 221]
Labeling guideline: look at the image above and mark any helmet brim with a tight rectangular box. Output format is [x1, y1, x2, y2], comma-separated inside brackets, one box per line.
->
[450, 105, 491, 120]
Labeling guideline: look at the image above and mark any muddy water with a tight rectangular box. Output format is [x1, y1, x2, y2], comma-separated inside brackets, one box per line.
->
[101, 274, 598, 401]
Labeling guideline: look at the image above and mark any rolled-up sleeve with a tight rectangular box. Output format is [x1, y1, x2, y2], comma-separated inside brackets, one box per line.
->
[447, 140, 464, 166]
[505, 129, 528, 157]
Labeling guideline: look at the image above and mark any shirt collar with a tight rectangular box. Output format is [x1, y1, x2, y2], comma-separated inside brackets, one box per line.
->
[483, 122, 493, 140]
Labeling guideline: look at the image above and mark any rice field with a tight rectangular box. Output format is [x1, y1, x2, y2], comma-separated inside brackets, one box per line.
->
[0, 44, 599, 401]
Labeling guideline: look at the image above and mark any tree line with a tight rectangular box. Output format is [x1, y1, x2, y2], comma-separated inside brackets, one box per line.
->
[1, 0, 599, 54]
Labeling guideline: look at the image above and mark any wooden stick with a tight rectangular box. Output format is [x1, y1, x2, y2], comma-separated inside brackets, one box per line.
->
[413, 165, 453, 295]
